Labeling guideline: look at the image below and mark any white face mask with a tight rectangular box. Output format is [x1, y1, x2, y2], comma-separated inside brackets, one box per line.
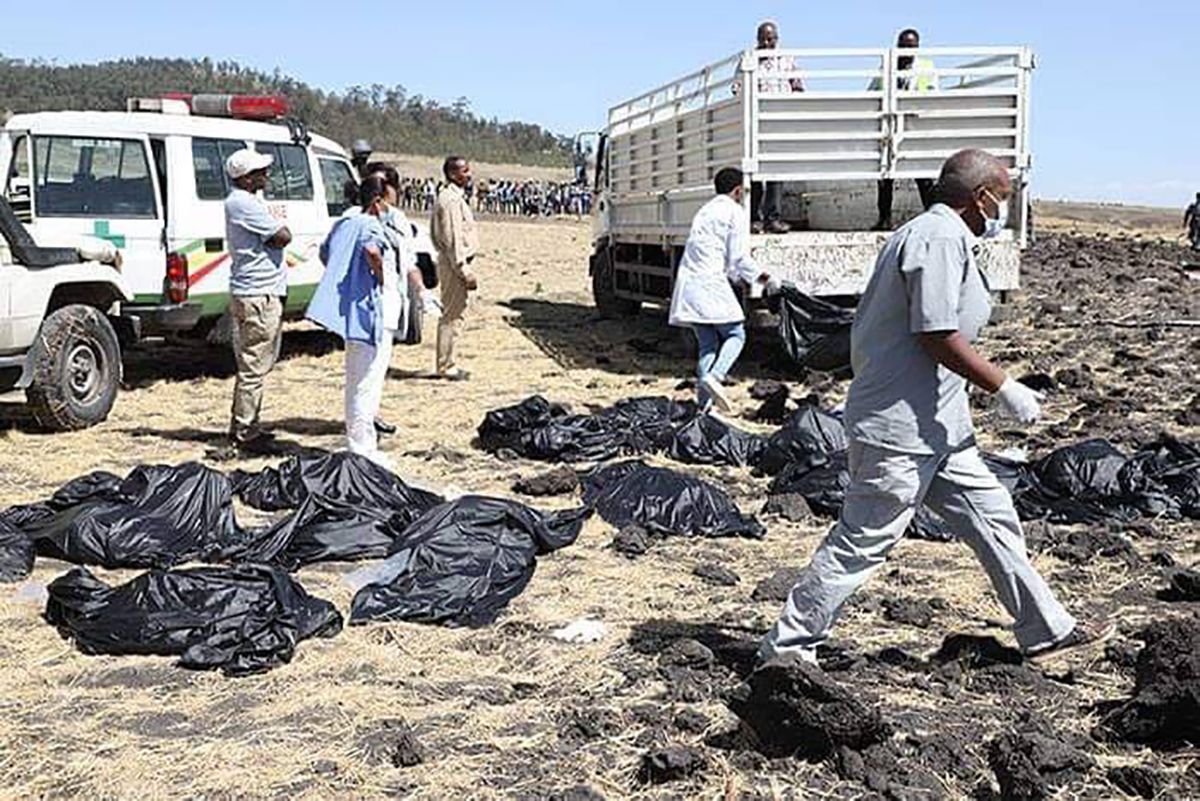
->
[980, 189, 1009, 239]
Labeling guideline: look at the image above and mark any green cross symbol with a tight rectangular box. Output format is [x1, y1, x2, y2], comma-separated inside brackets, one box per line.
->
[92, 220, 126, 248]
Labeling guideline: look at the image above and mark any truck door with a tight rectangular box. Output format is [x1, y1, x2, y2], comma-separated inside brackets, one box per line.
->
[3, 131, 34, 224]
[254, 140, 323, 314]
[25, 133, 165, 298]
[2, 134, 46, 347]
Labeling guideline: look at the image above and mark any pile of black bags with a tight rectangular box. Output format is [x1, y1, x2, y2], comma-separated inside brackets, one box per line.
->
[479, 394, 1200, 540]
[581, 461, 765, 540]
[45, 564, 343, 677]
[774, 287, 854, 373]
[350, 497, 590, 626]
[2, 451, 595, 675]
[477, 395, 698, 463]
[478, 394, 766, 467]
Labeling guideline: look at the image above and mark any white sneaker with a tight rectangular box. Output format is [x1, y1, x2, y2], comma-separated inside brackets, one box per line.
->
[700, 375, 733, 413]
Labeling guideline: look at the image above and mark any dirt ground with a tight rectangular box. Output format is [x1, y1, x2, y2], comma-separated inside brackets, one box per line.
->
[0, 213, 1197, 800]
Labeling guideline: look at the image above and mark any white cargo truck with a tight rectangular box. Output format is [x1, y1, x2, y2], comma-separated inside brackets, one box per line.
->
[588, 46, 1034, 315]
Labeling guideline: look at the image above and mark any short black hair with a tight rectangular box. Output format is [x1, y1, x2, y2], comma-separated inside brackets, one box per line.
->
[367, 163, 400, 190]
[714, 167, 743, 195]
[359, 175, 387, 209]
[898, 28, 920, 43]
[443, 156, 467, 179]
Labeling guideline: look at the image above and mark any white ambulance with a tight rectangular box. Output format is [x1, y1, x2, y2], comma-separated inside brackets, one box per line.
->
[0, 94, 432, 336]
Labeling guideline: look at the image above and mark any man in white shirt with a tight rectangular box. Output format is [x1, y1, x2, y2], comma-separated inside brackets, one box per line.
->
[669, 167, 779, 412]
[753, 21, 802, 234]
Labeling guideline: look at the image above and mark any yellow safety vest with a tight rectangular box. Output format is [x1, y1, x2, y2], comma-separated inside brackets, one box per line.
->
[870, 57, 937, 92]
[912, 57, 937, 92]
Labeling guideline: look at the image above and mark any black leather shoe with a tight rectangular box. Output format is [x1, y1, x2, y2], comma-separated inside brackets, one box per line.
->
[374, 418, 397, 436]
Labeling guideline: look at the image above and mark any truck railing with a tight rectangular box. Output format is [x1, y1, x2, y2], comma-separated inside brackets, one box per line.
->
[605, 46, 1033, 197]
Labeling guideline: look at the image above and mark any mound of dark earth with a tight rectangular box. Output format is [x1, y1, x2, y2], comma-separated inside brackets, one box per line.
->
[729, 655, 890, 759]
[1098, 617, 1200, 746]
[987, 727, 1093, 801]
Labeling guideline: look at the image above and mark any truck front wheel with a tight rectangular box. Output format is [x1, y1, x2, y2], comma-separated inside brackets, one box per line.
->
[26, 304, 121, 431]
[591, 249, 641, 318]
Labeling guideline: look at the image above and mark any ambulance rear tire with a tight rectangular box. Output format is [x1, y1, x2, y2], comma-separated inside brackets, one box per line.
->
[26, 305, 121, 431]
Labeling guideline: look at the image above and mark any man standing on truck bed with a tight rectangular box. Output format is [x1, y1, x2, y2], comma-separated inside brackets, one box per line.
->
[752, 20, 802, 235]
[222, 148, 292, 456]
[759, 149, 1112, 667]
[670, 166, 779, 413]
[431, 155, 479, 381]
[872, 28, 938, 230]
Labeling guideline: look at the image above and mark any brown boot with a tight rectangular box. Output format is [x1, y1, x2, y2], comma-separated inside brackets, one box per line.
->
[1026, 618, 1115, 662]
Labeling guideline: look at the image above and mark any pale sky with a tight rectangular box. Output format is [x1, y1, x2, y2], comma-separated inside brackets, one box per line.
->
[4, 0, 1196, 207]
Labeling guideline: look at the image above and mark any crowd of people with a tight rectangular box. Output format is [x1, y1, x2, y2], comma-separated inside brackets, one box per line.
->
[394, 176, 592, 218]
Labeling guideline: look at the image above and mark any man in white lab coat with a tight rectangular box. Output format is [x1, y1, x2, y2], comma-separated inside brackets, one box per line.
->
[669, 167, 778, 412]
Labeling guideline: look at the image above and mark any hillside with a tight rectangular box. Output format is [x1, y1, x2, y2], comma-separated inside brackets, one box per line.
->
[1034, 199, 1182, 240]
[0, 55, 572, 167]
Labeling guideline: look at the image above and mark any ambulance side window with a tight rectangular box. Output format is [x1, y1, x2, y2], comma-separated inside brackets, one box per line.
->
[192, 138, 228, 200]
[318, 158, 356, 217]
[33, 136, 156, 218]
[256, 143, 314, 202]
[192, 138, 246, 200]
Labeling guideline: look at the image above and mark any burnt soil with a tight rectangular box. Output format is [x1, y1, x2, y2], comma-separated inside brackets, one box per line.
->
[581, 233, 1200, 799]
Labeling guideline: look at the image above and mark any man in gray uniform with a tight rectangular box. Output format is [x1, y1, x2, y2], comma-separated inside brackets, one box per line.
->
[760, 149, 1110, 666]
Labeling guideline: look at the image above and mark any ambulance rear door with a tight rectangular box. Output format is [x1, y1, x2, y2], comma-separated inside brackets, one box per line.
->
[23, 131, 165, 294]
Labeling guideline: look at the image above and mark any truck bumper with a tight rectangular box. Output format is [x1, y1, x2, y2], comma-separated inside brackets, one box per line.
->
[122, 301, 205, 335]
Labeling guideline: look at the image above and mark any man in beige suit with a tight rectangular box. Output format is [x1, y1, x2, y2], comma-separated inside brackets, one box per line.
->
[431, 155, 479, 380]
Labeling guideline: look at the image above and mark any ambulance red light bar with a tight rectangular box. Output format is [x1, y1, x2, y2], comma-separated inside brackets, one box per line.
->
[161, 93, 290, 120]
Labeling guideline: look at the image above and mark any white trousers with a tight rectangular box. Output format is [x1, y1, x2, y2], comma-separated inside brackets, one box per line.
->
[344, 331, 395, 467]
[760, 440, 1076, 664]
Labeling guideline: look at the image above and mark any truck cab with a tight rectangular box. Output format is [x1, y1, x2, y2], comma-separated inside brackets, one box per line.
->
[0, 192, 133, 430]
[589, 46, 1034, 315]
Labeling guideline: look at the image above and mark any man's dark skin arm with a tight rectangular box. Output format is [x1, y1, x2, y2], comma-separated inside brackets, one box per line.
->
[267, 226, 292, 249]
[918, 332, 1007, 393]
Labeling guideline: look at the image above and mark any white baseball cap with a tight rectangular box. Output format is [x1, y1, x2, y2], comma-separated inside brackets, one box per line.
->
[225, 148, 274, 179]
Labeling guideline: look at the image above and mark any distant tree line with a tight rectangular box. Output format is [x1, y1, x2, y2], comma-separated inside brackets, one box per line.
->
[0, 55, 572, 167]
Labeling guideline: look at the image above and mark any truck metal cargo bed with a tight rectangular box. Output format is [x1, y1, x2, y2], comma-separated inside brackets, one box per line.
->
[592, 46, 1034, 303]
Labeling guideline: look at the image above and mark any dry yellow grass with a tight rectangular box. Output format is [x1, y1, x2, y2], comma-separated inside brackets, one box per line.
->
[0, 216, 1195, 800]
[1034, 200, 1184, 241]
